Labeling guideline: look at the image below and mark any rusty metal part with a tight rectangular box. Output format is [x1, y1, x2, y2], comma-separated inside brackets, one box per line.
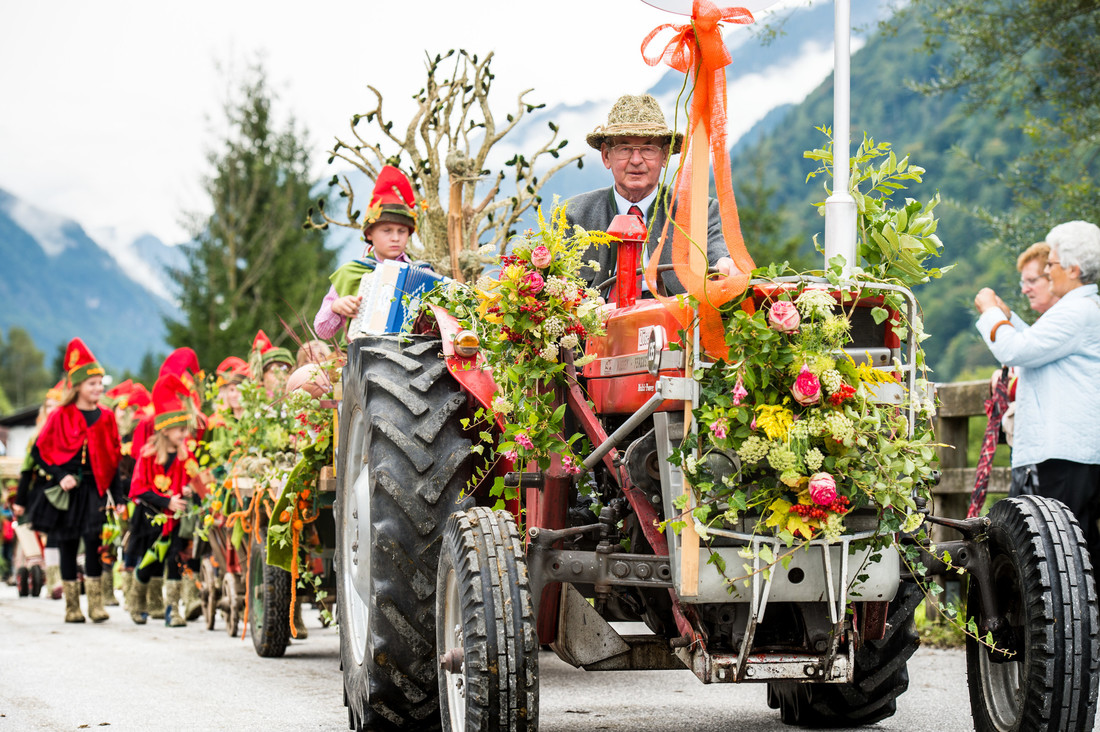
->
[438, 648, 464, 674]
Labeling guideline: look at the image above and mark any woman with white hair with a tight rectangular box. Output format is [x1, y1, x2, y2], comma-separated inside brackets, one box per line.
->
[974, 220, 1100, 571]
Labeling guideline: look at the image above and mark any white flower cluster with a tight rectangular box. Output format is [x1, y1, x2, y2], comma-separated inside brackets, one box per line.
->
[788, 420, 809, 440]
[820, 369, 843, 394]
[737, 435, 770, 464]
[539, 344, 559, 361]
[491, 396, 513, 415]
[543, 276, 567, 298]
[560, 333, 580, 350]
[475, 275, 494, 291]
[823, 412, 855, 444]
[795, 288, 836, 319]
[587, 260, 601, 270]
[822, 512, 845, 543]
[767, 443, 798, 472]
[542, 317, 566, 337]
[805, 447, 825, 472]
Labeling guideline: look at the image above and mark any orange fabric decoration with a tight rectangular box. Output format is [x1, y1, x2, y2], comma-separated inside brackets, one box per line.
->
[641, 0, 758, 357]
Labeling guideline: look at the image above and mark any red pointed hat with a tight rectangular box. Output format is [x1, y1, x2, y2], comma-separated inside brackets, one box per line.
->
[45, 378, 68, 403]
[152, 374, 192, 431]
[127, 383, 152, 411]
[64, 338, 105, 386]
[251, 330, 293, 371]
[216, 356, 250, 387]
[106, 379, 133, 401]
[159, 348, 202, 388]
[364, 165, 417, 232]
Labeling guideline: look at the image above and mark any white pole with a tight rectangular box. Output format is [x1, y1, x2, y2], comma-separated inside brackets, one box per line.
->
[823, 0, 857, 272]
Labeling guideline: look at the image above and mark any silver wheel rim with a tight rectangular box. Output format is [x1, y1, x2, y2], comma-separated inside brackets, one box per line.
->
[978, 647, 1022, 730]
[341, 407, 372, 666]
[442, 567, 466, 729]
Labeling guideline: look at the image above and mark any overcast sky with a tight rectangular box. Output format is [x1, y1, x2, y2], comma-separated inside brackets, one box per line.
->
[0, 0, 799, 247]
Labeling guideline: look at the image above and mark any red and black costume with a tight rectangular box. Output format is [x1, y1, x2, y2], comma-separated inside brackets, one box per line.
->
[128, 437, 197, 584]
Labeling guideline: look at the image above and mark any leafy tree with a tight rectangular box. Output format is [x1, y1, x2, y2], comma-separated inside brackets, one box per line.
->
[733, 157, 813, 271]
[904, 1, 1100, 240]
[0, 327, 52, 408]
[167, 64, 336, 368]
[119, 350, 163, 388]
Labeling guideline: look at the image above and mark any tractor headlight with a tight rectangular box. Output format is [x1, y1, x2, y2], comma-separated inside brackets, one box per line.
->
[454, 329, 480, 358]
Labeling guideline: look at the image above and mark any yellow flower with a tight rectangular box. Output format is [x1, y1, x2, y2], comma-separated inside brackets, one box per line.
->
[755, 404, 794, 442]
[855, 361, 898, 385]
[184, 458, 199, 477]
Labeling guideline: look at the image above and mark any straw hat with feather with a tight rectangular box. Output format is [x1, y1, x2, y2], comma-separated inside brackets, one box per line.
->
[586, 94, 683, 154]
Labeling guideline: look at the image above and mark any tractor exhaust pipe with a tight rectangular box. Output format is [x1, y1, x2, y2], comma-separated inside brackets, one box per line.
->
[823, 0, 857, 273]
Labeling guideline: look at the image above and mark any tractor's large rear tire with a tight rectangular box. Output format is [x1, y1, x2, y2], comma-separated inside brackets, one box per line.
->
[967, 495, 1099, 731]
[337, 335, 473, 731]
[437, 507, 538, 732]
[767, 581, 921, 727]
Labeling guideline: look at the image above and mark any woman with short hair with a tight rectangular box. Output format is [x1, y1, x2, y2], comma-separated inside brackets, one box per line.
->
[974, 220, 1100, 571]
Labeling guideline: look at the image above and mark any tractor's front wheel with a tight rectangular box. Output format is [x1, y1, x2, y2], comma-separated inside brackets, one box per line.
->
[767, 581, 921, 727]
[249, 528, 291, 658]
[967, 495, 1099, 731]
[437, 507, 538, 732]
[337, 335, 473, 731]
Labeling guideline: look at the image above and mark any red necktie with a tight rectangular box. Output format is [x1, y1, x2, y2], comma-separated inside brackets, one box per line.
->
[628, 204, 644, 220]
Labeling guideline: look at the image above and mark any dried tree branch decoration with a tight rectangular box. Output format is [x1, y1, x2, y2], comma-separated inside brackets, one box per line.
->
[303, 49, 583, 282]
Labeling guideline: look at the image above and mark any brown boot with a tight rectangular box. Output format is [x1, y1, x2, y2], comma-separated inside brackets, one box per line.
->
[63, 580, 85, 623]
[147, 577, 166, 619]
[120, 571, 133, 611]
[46, 565, 63, 600]
[293, 597, 308, 639]
[127, 579, 148, 625]
[183, 577, 203, 621]
[101, 567, 119, 606]
[85, 576, 110, 623]
[164, 580, 187, 627]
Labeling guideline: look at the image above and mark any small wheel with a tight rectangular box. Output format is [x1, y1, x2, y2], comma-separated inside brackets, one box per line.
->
[29, 565, 44, 597]
[201, 558, 219, 631]
[436, 507, 538, 732]
[16, 567, 29, 597]
[967, 495, 1100, 731]
[249, 529, 291, 658]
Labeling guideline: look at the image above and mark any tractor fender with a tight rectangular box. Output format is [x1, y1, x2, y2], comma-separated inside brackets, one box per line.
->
[429, 303, 499, 414]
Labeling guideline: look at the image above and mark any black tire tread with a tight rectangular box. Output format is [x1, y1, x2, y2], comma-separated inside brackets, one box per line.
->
[251, 531, 292, 658]
[338, 335, 473, 731]
[770, 581, 921, 727]
[967, 494, 1099, 732]
[438, 507, 538, 731]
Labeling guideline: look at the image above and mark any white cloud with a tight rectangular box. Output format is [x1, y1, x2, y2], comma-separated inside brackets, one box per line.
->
[0, 196, 75, 256]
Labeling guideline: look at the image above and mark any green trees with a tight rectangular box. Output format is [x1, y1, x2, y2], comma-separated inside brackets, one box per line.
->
[0, 327, 52, 410]
[907, 0, 1100, 236]
[167, 65, 335, 369]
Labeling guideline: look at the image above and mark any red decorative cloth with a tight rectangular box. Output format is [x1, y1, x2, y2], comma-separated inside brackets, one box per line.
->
[35, 404, 121, 497]
[641, 0, 758, 356]
[968, 368, 1012, 518]
[130, 448, 196, 536]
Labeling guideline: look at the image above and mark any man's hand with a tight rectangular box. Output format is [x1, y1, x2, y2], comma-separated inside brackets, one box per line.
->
[714, 257, 739, 277]
[332, 295, 362, 318]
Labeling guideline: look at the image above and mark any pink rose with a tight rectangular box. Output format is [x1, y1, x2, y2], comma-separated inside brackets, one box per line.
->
[768, 300, 800, 333]
[521, 271, 545, 295]
[791, 365, 821, 406]
[809, 472, 837, 506]
[731, 375, 747, 406]
[531, 245, 552, 269]
[515, 433, 534, 450]
[711, 418, 728, 441]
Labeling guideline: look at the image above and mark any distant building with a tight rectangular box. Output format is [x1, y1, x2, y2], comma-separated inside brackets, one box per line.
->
[0, 405, 40, 460]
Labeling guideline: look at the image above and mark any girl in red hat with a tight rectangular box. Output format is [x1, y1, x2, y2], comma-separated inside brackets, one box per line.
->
[125, 373, 200, 627]
[313, 165, 429, 340]
[28, 338, 123, 623]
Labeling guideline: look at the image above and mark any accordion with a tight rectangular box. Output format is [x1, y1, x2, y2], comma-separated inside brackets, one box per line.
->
[347, 260, 447, 339]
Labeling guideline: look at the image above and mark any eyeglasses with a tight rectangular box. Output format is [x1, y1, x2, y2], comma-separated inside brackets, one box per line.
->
[1045, 259, 1062, 271]
[1019, 275, 1050, 289]
[608, 144, 665, 161]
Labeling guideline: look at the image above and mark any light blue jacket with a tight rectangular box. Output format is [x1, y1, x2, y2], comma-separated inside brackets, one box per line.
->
[976, 284, 1100, 468]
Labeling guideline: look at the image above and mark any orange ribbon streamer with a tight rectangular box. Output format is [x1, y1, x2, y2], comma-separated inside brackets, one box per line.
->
[641, 0, 757, 357]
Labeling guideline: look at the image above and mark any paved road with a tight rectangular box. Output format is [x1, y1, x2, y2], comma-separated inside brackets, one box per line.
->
[0, 582, 976, 731]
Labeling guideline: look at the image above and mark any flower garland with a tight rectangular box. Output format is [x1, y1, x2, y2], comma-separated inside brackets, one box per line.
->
[427, 202, 612, 502]
[673, 278, 937, 551]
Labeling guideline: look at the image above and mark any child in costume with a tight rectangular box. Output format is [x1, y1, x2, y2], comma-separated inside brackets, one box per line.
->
[126, 374, 199, 627]
[313, 165, 425, 340]
[251, 330, 295, 398]
[28, 339, 123, 623]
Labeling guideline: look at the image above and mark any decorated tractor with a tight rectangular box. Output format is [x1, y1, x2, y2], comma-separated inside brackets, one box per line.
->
[333, 2, 1098, 731]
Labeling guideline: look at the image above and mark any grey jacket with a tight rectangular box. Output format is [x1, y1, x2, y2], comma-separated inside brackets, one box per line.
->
[563, 186, 726, 295]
